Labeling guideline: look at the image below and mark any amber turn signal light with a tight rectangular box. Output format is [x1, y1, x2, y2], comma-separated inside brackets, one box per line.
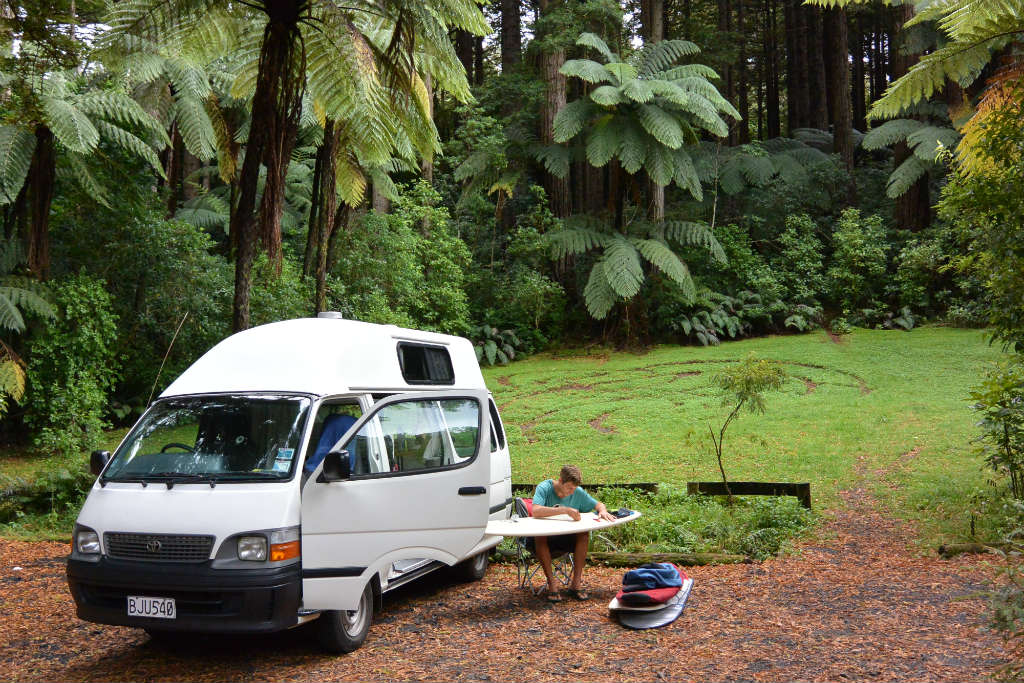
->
[270, 540, 300, 562]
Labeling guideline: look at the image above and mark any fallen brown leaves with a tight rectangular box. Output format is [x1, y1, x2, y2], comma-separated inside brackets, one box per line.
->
[0, 490, 1011, 682]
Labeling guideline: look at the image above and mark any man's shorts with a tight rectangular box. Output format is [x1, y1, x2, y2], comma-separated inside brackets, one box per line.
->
[542, 532, 588, 554]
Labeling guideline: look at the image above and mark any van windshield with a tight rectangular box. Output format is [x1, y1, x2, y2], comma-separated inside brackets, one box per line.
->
[103, 395, 311, 483]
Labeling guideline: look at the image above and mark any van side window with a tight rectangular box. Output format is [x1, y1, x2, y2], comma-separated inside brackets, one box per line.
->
[397, 343, 454, 385]
[342, 398, 479, 475]
[304, 402, 367, 476]
[488, 399, 506, 451]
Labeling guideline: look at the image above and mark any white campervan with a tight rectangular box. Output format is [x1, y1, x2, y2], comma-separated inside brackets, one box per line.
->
[66, 315, 513, 652]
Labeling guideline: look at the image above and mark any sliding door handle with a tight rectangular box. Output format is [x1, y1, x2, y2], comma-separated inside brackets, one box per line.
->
[458, 486, 487, 496]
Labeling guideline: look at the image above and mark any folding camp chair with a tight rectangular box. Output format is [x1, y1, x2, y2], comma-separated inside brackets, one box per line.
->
[512, 497, 574, 594]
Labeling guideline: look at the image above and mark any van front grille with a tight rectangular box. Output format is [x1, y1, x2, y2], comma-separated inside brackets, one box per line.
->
[105, 532, 214, 562]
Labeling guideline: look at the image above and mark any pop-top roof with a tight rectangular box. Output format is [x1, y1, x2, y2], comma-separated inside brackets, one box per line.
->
[160, 317, 485, 398]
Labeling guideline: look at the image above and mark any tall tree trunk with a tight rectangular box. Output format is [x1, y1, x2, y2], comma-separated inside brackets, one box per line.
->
[314, 120, 340, 314]
[421, 73, 434, 185]
[851, 14, 866, 132]
[737, 0, 750, 143]
[26, 126, 55, 280]
[538, 0, 571, 218]
[645, 0, 666, 220]
[784, 0, 808, 132]
[474, 36, 485, 86]
[890, 3, 929, 231]
[303, 132, 325, 277]
[500, 0, 522, 70]
[805, 6, 828, 130]
[455, 30, 475, 83]
[764, 0, 781, 138]
[229, 11, 305, 332]
[165, 124, 183, 219]
[718, 0, 735, 144]
[824, 6, 854, 187]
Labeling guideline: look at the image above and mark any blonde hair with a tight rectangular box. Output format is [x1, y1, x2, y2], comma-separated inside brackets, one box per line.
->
[559, 465, 582, 486]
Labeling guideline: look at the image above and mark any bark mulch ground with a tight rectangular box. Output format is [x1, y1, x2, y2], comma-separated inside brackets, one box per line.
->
[0, 484, 1012, 681]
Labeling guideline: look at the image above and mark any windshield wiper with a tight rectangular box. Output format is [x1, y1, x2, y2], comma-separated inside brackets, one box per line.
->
[146, 472, 220, 489]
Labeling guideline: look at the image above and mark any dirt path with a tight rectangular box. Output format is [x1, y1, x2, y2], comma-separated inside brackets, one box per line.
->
[0, 487, 1010, 681]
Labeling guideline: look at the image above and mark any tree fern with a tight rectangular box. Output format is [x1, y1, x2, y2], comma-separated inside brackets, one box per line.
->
[602, 237, 645, 299]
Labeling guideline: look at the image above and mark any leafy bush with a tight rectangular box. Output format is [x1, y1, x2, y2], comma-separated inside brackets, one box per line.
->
[772, 213, 825, 305]
[470, 324, 522, 365]
[25, 273, 120, 457]
[969, 360, 1024, 499]
[0, 467, 93, 523]
[826, 208, 890, 313]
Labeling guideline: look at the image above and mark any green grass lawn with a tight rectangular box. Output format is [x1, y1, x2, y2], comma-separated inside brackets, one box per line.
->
[484, 327, 1009, 547]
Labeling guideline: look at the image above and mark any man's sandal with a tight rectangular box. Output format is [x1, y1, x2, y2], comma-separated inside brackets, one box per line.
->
[566, 588, 590, 601]
[544, 589, 563, 603]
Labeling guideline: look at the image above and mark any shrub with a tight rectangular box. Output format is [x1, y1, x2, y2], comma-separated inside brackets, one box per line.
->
[772, 213, 825, 305]
[25, 273, 120, 457]
[969, 360, 1024, 499]
[826, 208, 889, 313]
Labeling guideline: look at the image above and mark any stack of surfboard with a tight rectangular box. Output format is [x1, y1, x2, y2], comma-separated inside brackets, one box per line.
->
[608, 562, 693, 630]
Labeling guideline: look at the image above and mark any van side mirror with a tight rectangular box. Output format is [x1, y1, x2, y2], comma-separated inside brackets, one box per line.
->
[320, 450, 351, 482]
[90, 450, 110, 475]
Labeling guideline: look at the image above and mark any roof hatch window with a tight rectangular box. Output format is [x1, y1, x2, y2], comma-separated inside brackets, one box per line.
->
[397, 343, 454, 385]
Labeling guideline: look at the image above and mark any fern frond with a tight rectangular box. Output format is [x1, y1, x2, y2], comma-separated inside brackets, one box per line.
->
[0, 126, 35, 205]
[886, 155, 931, 198]
[664, 221, 726, 263]
[560, 59, 613, 85]
[576, 32, 616, 62]
[63, 153, 110, 207]
[553, 99, 593, 143]
[633, 237, 693, 290]
[602, 237, 644, 299]
[535, 144, 571, 179]
[585, 119, 620, 167]
[0, 278, 55, 321]
[41, 96, 99, 153]
[671, 147, 703, 200]
[617, 119, 648, 174]
[94, 120, 165, 177]
[861, 118, 925, 150]
[547, 226, 610, 259]
[590, 85, 624, 107]
[638, 39, 701, 77]
[335, 151, 368, 207]
[906, 124, 960, 161]
[637, 104, 684, 149]
[583, 259, 618, 320]
[645, 143, 674, 185]
[0, 359, 26, 405]
[663, 64, 720, 81]
[621, 78, 655, 103]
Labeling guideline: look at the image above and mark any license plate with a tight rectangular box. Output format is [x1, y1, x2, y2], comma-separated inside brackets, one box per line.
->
[127, 596, 176, 619]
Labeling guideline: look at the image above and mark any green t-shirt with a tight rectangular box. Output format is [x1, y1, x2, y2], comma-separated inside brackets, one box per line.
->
[532, 479, 597, 513]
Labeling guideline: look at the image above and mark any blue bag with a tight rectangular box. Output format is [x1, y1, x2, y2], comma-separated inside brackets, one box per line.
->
[621, 562, 682, 591]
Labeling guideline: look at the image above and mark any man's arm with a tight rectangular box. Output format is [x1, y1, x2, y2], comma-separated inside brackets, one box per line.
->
[593, 500, 615, 521]
[531, 504, 581, 521]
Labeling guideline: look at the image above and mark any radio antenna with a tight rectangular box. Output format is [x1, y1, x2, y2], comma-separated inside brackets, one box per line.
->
[147, 311, 189, 407]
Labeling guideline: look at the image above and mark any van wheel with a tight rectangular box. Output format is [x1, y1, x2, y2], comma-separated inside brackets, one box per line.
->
[458, 550, 489, 581]
[316, 582, 373, 654]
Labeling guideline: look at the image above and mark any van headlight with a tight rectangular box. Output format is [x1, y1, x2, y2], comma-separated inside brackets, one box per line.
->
[75, 527, 100, 555]
[237, 536, 267, 561]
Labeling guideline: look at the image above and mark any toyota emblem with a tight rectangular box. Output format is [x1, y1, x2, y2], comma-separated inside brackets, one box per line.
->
[146, 540, 162, 553]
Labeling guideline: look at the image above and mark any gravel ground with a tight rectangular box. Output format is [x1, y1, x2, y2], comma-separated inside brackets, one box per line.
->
[0, 485, 1011, 682]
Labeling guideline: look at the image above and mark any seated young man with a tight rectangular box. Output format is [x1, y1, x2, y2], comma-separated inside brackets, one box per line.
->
[531, 464, 615, 602]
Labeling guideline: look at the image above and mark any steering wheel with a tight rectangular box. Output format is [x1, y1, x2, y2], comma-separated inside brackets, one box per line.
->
[160, 442, 194, 453]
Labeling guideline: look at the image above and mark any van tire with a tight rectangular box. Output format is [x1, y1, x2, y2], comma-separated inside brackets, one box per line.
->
[316, 582, 373, 654]
[458, 550, 489, 581]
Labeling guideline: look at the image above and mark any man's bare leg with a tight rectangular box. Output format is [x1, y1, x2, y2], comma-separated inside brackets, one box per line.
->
[570, 532, 588, 590]
[533, 536, 559, 593]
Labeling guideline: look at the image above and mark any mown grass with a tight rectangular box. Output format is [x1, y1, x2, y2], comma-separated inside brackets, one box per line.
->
[484, 327, 1008, 548]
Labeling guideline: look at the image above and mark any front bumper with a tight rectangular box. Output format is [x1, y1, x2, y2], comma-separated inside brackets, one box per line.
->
[66, 556, 302, 633]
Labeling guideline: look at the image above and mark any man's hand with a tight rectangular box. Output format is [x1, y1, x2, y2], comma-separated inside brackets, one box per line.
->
[566, 507, 581, 521]
[598, 510, 616, 521]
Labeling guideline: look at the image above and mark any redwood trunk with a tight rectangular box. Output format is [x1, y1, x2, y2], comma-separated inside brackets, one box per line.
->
[26, 126, 54, 280]
[890, 3, 929, 231]
[805, 6, 828, 130]
[538, 0, 570, 218]
[500, 0, 522, 69]
[785, 0, 808, 132]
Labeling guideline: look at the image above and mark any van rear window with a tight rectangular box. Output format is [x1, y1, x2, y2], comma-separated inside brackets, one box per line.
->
[397, 343, 454, 385]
